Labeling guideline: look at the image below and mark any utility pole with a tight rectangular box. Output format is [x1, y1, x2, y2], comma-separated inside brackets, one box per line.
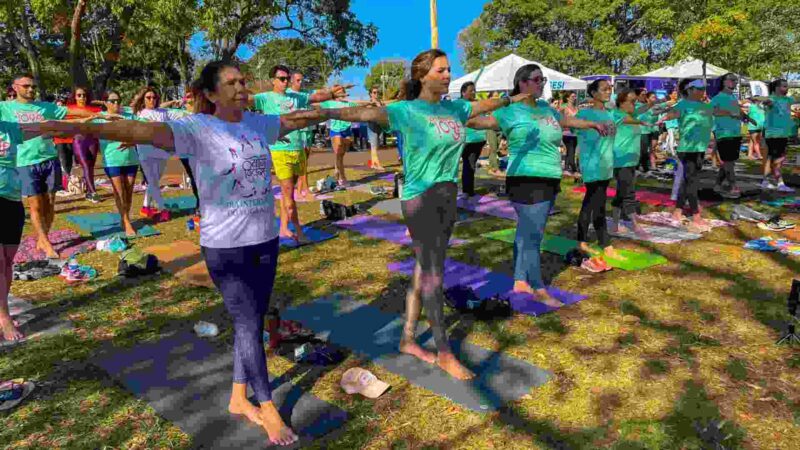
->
[430, 0, 439, 49]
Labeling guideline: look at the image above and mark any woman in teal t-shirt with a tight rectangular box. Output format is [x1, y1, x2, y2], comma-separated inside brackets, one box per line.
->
[754, 79, 797, 192]
[610, 89, 652, 235]
[746, 101, 765, 160]
[98, 91, 141, 237]
[466, 64, 605, 306]
[575, 79, 625, 260]
[0, 120, 25, 342]
[324, 49, 528, 381]
[459, 82, 486, 196]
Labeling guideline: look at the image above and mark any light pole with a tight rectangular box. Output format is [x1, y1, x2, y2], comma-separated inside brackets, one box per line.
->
[430, 0, 439, 49]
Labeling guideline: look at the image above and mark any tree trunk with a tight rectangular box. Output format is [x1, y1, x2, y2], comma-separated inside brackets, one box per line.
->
[176, 37, 189, 90]
[92, 5, 136, 97]
[69, 0, 89, 87]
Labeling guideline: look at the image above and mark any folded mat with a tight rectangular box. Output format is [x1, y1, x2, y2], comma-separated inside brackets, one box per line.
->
[92, 330, 348, 448]
[335, 215, 465, 247]
[744, 237, 800, 256]
[456, 194, 517, 221]
[605, 219, 702, 244]
[282, 296, 550, 412]
[13, 230, 96, 264]
[386, 258, 586, 309]
[571, 186, 714, 207]
[66, 212, 161, 239]
[481, 231, 667, 270]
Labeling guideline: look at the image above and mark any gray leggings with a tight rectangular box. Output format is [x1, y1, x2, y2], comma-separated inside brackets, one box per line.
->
[401, 181, 457, 353]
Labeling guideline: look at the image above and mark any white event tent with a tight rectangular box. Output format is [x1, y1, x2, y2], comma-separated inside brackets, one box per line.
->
[643, 58, 730, 79]
[448, 54, 587, 99]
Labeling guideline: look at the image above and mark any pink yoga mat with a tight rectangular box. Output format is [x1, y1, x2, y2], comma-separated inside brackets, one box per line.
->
[14, 229, 96, 264]
[571, 186, 713, 207]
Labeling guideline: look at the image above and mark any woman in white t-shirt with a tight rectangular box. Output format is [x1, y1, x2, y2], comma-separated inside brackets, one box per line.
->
[23, 61, 335, 447]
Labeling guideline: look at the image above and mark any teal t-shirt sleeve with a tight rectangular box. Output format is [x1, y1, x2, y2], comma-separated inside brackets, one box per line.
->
[385, 102, 406, 134]
[253, 93, 268, 113]
[43, 102, 68, 120]
[610, 109, 625, 126]
[452, 99, 472, 124]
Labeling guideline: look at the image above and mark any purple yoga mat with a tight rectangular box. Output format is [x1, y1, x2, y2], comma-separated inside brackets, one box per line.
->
[14, 229, 96, 264]
[271, 184, 333, 201]
[387, 258, 587, 316]
[456, 194, 517, 221]
[337, 215, 465, 247]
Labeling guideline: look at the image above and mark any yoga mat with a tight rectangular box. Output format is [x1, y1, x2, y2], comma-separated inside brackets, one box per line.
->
[93, 331, 348, 448]
[456, 194, 517, 221]
[8, 295, 36, 316]
[162, 195, 198, 212]
[276, 219, 337, 248]
[271, 185, 333, 202]
[637, 212, 732, 231]
[386, 258, 586, 307]
[282, 296, 550, 412]
[66, 213, 161, 239]
[13, 230, 96, 264]
[335, 215, 465, 247]
[479, 231, 667, 270]
[1, 296, 74, 349]
[571, 186, 714, 207]
[605, 219, 702, 244]
[371, 198, 402, 216]
[145, 241, 213, 289]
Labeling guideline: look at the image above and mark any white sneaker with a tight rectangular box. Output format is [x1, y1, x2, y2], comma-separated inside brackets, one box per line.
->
[761, 179, 777, 190]
[777, 183, 796, 193]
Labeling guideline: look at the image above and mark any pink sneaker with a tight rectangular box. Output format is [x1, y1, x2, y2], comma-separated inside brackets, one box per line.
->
[155, 210, 171, 223]
[140, 206, 156, 218]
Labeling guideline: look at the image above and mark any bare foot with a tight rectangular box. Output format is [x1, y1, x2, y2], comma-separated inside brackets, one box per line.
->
[123, 222, 137, 237]
[436, 352, 475, 380]
[512, 280, 535, 294]
[36, 239, 59, 259]
[488, 169, 505, 178]
[632, 223, 651, 238]
[260, 401, 299, 446]
[372, 164, 386, 171]
[533, 289, 564, 308]
[294, 229, 309, 244]
[399, 338, 436, 364]
[279, 228, 296, 240]
[405, 228, 411, 237]
[579, 242, 600, 256]
[604, 246, 626, 260]
[0, 314, 24, 342]
[671, 209, 684, 223]
[229, 398, 263, 426]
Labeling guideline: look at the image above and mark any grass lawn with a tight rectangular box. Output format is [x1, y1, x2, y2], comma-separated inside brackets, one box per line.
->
[2, 154, 800, 450]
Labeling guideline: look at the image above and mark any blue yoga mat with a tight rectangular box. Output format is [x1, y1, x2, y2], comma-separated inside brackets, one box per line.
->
[282, 296, 551, 412]
[93, 330, 348, 448]
[66, 213, 160, 239]
[276, 219, 337, 248]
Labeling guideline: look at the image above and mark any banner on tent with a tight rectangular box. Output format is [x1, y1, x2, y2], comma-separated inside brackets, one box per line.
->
[550, 81, 565, 90]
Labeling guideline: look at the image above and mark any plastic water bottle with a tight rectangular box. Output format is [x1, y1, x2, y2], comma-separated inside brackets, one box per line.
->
[186, 218, 195, 231]
[68, 257, 79, 273]
[194, 321, 219, 337]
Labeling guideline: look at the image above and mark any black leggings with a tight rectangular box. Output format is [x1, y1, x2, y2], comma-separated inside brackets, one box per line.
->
[401, 181, 457, 353]
[563, 136, 578, 173]
[676, 152, 704, 216]
[716, 137, 741, 187]
[461, 141, 484, 195]
[577, 179, 611, 247]
[638, 133, 652, 172]
[612, 167, 637, 221]
[57, 143, 74, 179]
[180, 158, 200, 211]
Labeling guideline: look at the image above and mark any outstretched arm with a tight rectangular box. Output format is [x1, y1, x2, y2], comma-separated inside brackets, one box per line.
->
[309, 84, 353, 103]
[469, 93, 530, 117]
[656, 110, 680, 125]
[21, 120, 174, 151]
[560, 116, 610, 135]
[326, 106, 389, 128]
[465, 115, 499, 131]
[279, 109, 332, 137]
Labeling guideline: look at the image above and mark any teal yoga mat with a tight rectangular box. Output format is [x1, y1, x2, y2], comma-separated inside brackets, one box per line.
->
[162, 195, 198, 212]
[66, 213, 160, 239]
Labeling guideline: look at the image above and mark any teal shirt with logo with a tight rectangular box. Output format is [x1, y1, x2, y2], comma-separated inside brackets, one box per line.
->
[98, 112, 140, 168]
[253, 91, 310, 151]
[0, 121, 23, 201]
[610, 109, 641, 168]
[710, 92, 742, 139]
[675, 100, 713, 153]
[492, 100, 563, 179]
[764, 95, 794, 139]
[576, 108, 615, 182]
[386, 99, 472, 200]
[0, 101, 67, 166]
[320, 100, 357, 132]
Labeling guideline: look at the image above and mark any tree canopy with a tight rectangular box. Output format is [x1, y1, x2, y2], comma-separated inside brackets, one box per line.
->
[363, 60, 406, 100]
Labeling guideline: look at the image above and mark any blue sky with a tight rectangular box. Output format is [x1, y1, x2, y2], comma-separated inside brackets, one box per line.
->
[194, 0, 489, 99]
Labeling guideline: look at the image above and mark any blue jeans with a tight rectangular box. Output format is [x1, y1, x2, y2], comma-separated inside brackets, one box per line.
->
[202, 238, 279, 402]
[512, 199, 554, 289]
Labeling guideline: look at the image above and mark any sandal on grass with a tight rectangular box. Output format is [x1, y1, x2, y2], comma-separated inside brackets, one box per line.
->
[0, 379, 35, 411]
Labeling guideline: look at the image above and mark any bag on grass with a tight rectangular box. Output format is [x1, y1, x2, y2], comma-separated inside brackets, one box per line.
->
[118, 248, 160, 278]
[320, 200, 361, 221]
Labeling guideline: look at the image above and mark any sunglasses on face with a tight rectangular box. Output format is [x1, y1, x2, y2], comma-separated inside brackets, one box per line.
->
[15, 84, 36, 89]
[76, 93, 86, 98]
[275, 76, 289, 82]
[525, 76, 548, 84]
[107, 99, 120, 104]
[145, 96, 157, 100]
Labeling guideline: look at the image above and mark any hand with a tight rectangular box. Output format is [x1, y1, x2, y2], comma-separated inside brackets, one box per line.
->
[595, 123, 610, 136]
[119, 143, 135, 150]
[20, 121, 81, 139]
[509, 92, 531, 104]
[330, 84, 354, 100]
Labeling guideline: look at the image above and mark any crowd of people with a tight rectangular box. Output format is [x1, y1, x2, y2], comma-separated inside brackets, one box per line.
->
[0, 49, 798, 445]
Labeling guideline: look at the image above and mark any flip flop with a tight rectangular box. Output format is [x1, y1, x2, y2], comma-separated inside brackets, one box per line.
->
[0, 379, 35, 411]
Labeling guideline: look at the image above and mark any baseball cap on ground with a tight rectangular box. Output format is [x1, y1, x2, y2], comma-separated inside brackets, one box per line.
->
[340, 367, 390, 398]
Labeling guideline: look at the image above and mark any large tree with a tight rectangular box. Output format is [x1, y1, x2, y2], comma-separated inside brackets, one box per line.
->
[243, 38, 332, 90]
[363, 60, 406, 100]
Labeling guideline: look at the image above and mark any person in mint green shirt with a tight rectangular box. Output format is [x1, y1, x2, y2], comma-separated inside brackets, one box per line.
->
[610, 89, 654, 235]
[250, 64, 347, 243]
[0, 120, 25, 342]
[320, 99, 357, 186]
[466, 64, 605, 306]
[574, 79, 627, 260]
[0, 74, 92, 259]
[97, 91, 141, 237]
[459, 82, 486, 196]
[322, 49, 528, 381]
[746, 101, 765, 160]
[288, 70, 319, 200]
[754, 78, 798, 192]
[710, 73, 750, 197]
[634, 90, 663, 172]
